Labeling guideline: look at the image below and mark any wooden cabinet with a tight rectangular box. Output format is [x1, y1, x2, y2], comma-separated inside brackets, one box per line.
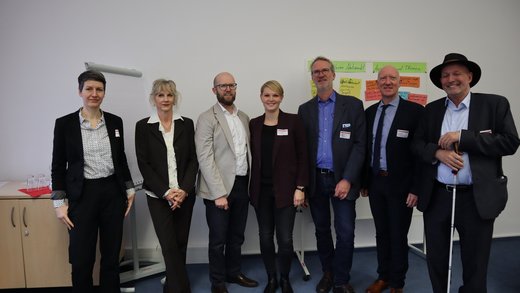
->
[0, 182, 71, 289]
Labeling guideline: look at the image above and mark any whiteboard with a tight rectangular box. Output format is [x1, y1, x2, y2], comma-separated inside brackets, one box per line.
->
[99, 72, 149, 186]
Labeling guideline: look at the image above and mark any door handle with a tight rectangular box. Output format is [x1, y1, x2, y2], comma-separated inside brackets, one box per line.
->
[11, 206, 16, 227]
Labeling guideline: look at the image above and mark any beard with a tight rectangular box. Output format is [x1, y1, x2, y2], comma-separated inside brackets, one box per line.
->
[216, 91, 236, 106]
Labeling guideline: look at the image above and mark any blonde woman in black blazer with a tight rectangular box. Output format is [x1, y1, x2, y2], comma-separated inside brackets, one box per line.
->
[135, 79, 198, 293]
[249, 80, 309, 293]
[51, 70, 135, 293]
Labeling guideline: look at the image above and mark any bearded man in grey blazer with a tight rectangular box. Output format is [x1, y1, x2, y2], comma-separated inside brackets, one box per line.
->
[195, 72, 258, 293]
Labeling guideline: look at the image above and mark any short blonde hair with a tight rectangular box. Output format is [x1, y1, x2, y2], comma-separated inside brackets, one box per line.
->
[149, 79, 178, 106]
[260, 80, 284, 97]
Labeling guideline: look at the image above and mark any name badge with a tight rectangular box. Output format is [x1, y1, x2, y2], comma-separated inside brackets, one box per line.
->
[115, 129, 120, 137]
[342, 123, 351, 128]
[480, 129, 492, 134]
[277, 129, 288, 136]
[340, 131, 351, 139]
[396, 129, 409, 138]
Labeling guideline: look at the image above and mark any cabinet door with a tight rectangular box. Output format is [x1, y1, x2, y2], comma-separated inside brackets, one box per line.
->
[20, 199, 72, 288]
[0, 200, 26, 289]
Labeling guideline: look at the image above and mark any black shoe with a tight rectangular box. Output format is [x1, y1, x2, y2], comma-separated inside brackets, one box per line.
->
[211, 283, 229, 293]
[280, 277, 294, 293]
[332, 283, 355, 293]
[264, 276, 278, 293]
[316, 271, 333, 293]
[226, 273, 259, 287]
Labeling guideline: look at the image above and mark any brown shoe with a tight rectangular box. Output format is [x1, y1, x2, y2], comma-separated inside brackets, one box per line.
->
[316, 271, 334, 293]
[390, 288, 403, 293]
[365, 279, 388, 293]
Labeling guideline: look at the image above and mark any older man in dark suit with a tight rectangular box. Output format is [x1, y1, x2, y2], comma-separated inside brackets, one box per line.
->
[298, 56, 366, 293]
[413, 53, 520, 293]
[362, 65, 423, 293]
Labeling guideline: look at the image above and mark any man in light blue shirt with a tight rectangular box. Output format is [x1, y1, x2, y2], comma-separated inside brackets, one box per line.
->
[413, 53, 520, 293]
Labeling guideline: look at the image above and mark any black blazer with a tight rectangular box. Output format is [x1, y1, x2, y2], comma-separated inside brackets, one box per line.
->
[249, 111, 309, 209]
[135, 116, 198, 197]
[412, 93, 520, 219]
[51, 110, 134, 201]
[363, 98, 424, 195]
[298, 92, 366, 200]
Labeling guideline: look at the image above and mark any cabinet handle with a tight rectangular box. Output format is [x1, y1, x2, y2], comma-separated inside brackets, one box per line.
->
[23, 207, 27, 227]
[11, 206, 16, 227]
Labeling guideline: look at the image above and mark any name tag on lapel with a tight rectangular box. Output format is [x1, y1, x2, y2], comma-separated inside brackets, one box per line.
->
[277, 129, 288, 136]
[340, 131, 351, 139]
[480, 129, 492, 134]
[396, 129, 409, 138]
[342, 123, 351, 129]
[115, 129, 120, 137]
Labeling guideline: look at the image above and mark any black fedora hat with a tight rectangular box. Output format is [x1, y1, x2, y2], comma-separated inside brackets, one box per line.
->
[429, 53, 481, 89]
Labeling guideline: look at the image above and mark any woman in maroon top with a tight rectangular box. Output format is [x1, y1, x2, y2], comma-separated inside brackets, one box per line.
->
[249, 80, 309, 293]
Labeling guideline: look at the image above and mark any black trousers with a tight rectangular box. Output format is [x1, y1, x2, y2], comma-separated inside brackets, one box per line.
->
[68, 175, 126, 293]
[204, 176, 250, 285]
[424, 183, 494, 293]
[368, 174, 413, 288]
[254, 184, 296, 278]
[147, 194, 195, 293]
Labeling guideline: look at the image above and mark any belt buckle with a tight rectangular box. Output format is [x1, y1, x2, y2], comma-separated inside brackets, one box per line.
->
[445, 184, 455, 192]
[318, 168, 330, 174]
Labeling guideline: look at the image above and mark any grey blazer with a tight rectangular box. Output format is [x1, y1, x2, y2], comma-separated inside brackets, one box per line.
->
[195, 102, 251, 200]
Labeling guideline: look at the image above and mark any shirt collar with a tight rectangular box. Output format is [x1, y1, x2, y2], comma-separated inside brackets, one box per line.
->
[316, 91, 336, 104]
[147, 112, 183, 124]
[78, 108, 105, 124]
[218, 102, 238, 116]
[379, 95, 400, 109]
[445, 92, 471, 110]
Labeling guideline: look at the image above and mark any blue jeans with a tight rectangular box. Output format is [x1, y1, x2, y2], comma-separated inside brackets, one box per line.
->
[309, 173, 356, 286]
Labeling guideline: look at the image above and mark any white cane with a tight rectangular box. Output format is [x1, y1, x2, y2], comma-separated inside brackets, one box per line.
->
[447, 143, 460, 293]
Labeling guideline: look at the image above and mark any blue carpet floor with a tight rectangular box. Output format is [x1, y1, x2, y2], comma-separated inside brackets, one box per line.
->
[2, 237, 519, 292]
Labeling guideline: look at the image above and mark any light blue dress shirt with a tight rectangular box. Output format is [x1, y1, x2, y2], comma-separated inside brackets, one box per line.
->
[437, 93, 473, 185]
[317, 92, 335, 170]
[371, 96, 399, 171]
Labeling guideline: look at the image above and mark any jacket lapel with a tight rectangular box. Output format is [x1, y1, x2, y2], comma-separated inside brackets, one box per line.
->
[213, 103, 235, 152]
[173, 119, 184, 145]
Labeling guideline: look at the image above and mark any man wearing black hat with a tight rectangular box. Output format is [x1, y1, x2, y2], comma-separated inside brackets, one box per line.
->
[412, 53, 520, 292]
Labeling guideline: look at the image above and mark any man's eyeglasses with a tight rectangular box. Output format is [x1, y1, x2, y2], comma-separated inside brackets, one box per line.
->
[215, 83, 237, 90]
[311, 68, 332, 76]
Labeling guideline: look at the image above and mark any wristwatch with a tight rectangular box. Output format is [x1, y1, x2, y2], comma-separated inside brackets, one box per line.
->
[296, 186, 305, 192]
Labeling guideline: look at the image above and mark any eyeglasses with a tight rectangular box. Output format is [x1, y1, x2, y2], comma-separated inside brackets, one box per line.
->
[215, 83, 237, 90]
[311, 68, 332, 76]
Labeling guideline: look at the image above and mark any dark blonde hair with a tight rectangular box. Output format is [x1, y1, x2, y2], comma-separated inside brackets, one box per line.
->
[149, 79, 178, 106]
[260, 80, 284, 97]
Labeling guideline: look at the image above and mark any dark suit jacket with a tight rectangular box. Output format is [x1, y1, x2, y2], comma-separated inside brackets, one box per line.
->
[135, 116, 198, 197]
[363, 98, 424, 196]
[51, 110, 134, 201]
[412, 93, 520, 219]
[249, 111, 309, 208]
[298, 92, 366, 200]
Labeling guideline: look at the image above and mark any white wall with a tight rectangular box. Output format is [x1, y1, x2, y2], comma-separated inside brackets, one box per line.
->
[1, 0, 519, 262]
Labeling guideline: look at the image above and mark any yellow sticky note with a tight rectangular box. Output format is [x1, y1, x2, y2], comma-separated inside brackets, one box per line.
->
[339, 77, 362, 99]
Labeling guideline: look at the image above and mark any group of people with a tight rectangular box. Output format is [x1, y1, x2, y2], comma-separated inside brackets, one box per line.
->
[51, 53, 519, 293]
